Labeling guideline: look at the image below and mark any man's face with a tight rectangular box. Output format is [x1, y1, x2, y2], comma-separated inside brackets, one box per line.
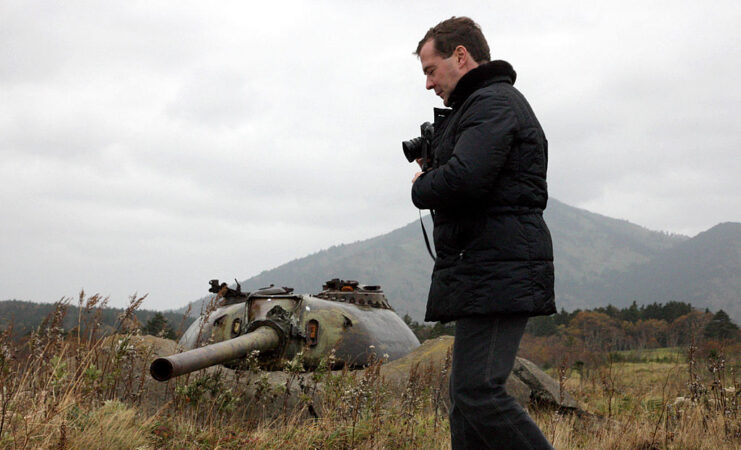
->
[419, 39, 463, 106]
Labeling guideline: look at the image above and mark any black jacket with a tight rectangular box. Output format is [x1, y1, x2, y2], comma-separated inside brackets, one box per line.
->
[412, 60, 556, 322]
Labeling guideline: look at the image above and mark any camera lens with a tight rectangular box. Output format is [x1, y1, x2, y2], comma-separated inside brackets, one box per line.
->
[402, 137, 423, 162]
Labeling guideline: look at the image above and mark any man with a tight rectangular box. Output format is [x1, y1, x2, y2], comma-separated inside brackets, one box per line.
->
[411, 17, 555, 449]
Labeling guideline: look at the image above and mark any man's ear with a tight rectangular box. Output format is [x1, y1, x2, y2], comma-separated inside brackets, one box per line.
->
[454, 45, 468, 67]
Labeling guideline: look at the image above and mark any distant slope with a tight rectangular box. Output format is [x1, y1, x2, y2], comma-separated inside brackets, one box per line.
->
[545, 199, 687, 308]
[546, 199, 685, 279]
[188, 215, 436, 320]
[0, 299, 192, 338]
[583, 222, 741, 321]
[183, 199, 699, 322]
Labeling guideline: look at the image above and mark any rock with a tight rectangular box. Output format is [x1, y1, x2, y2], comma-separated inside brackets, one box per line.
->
[513, 357, 580, 411]
[380, 336, 581, 413]
[379, 335, 452, 383]
[130, 334, 179, 356]
[98, 333, 179, 358]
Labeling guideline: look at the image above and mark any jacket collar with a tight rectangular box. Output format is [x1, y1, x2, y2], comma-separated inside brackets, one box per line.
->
[447, 60, 517, 109]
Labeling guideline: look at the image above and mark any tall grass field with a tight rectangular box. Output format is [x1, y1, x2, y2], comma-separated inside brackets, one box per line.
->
[0, 293, 738, 449]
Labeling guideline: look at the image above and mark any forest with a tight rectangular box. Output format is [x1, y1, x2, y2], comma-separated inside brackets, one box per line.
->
[404, 301, 740, 369]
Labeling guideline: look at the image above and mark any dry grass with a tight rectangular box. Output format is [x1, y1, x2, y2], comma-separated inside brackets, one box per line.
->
[0, 294, 738, 449]
[534, 344, 740, 449]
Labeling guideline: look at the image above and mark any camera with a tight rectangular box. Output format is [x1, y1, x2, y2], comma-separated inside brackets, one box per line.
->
[402, 122, 434, 169]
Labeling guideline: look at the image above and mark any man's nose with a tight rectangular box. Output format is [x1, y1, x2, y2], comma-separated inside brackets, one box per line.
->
[425, 77, 434, 90]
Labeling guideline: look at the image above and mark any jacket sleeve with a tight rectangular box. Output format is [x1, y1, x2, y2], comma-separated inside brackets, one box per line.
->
[412, 94, 516, 210]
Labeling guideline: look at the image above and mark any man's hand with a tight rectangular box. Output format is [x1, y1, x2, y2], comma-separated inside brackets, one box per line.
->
[413, 158, 426, 183]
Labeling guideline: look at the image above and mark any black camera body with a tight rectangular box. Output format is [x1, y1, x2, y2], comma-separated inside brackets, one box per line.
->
[402, 122, 434, 170]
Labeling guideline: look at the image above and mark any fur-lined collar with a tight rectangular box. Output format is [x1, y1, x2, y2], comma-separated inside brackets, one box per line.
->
[448, 60, 517, 108]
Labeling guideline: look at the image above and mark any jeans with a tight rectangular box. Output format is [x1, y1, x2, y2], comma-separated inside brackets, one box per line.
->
[449, 315, 553, 450]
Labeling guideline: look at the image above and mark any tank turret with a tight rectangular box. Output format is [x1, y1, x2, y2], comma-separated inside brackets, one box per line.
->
[150, 279, 420, 381]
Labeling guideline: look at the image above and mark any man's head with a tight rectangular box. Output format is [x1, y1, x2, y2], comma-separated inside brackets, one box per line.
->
[415, 17, 490, 106]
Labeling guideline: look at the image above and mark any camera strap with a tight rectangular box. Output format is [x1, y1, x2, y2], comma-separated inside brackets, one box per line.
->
[419, 210, 436, 262]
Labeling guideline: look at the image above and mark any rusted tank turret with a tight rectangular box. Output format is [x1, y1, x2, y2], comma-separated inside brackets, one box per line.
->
[150, 279, 420, 381]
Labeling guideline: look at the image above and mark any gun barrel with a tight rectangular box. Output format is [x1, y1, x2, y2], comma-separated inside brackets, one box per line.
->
[150, 326, 280, 381]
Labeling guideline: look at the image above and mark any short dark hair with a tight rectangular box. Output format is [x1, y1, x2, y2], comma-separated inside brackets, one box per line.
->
[415, 16, 490, 63]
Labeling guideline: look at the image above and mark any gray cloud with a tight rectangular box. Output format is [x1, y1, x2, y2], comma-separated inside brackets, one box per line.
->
[1, 1, 739, 309]
[166, 69, 260, 127]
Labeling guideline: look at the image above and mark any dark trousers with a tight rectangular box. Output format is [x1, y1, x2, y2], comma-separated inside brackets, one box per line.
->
[449, 315, 553, 450]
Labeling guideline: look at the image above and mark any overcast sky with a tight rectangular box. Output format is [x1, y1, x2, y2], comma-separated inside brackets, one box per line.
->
[2, 1, 739, 310]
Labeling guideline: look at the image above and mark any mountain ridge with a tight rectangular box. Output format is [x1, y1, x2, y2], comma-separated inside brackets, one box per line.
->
[581, 222, 741, 320]
[180, 199, 741, 323]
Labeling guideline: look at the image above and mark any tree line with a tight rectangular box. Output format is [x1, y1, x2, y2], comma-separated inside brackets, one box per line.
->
[0, 299, 191, 340]
[404, 300, 739, 349]
[527, 301, 739, 345]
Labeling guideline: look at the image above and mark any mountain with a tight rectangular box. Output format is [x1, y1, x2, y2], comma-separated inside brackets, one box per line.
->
[182, 199, 741, 323]
[581, 222, 741, 320]
[544, 199, 687, 307]
[187, 214, 436, 321]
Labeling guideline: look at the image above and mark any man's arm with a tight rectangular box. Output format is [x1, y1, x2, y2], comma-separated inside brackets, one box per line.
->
[411, 95, 516, 210]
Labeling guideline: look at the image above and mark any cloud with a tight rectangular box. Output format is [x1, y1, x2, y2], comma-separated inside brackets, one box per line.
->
[166, 68, 261, 128]
[1, 1, 739, 309]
